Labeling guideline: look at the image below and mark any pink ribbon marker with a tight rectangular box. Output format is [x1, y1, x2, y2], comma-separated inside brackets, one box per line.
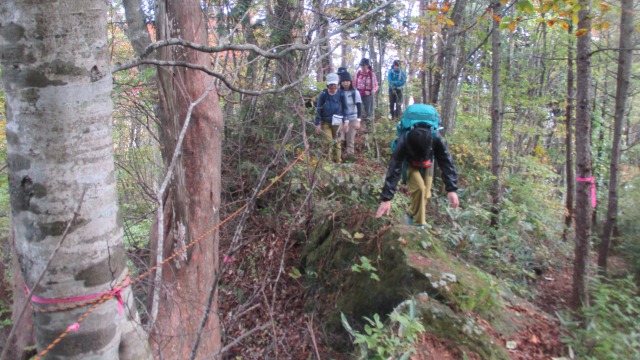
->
[576, 176, 596, 208]
[26, 276, 130, 316]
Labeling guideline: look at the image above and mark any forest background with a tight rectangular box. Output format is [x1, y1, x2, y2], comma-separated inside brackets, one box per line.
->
[0, 0, 639, 359]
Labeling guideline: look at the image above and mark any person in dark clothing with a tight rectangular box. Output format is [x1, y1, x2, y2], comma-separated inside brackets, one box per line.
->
[315, 73, 349, 163]
[375, 124, 459, 228]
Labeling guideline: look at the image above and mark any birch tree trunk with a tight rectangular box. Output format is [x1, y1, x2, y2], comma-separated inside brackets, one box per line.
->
[572, 0, 594, 310]
[0, 0, 151, 358]
[597, 0, 634, 275]
[151, 0, 223, 358]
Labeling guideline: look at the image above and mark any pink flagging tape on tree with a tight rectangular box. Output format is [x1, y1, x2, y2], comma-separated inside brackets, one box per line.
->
[26, 276, 130, 315]
[576, 176, 596, 208]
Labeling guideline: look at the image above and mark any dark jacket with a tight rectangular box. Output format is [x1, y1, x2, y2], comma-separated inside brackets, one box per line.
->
[380, 132, 458, 201]
[315, 89, 349, 126]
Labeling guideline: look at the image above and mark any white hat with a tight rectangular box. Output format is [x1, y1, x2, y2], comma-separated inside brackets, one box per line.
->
[326, 73, 339, 85]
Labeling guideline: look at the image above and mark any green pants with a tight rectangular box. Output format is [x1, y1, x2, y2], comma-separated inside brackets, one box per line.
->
[406, 166, 433, 226]
[321, 122, 342, 163]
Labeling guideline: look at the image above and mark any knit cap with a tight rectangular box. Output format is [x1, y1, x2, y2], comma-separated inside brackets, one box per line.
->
[339, 71, 352, 82]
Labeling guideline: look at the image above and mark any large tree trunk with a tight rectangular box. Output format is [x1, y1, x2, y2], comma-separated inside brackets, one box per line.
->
[598, 0, 634, 275]
[151, 0, 223, 358]
[0, 1, 151, 358]
[572, 0, 594, 310]
[490, 1, 503, 227]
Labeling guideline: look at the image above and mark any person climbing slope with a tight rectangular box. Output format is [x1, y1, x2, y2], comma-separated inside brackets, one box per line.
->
[315, 73, 349, 163]
[375, 105, 459, 228]
[353, 58, 378, 130]
[338, 71, 362, 160]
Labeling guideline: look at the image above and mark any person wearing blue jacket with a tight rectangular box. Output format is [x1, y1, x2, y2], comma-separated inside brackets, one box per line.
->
[387, 60, 407, 119]
[315, 73, 349, 163]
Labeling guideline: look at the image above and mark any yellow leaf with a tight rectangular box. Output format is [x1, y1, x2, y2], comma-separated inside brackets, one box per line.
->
[600, 21, 610, 30]
[501, 0, 509, 4]
[572, 13, 580, 25]
[575, 28, 589, 37]
[561, 22, 569, 31]
[509, 22, 516, 31]
[547, 20, 555, 27]
[446, 18, 455, 26]
[493, 14, 502, 22]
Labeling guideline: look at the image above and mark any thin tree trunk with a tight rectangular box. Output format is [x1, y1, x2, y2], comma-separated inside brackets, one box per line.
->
[439, 0, 468, 134]
[563, 31, 575, 242]
[152, 0, 223, 358]
[0, 1, 151, 358]
[420, 0, 429, 104]
[490, 2, 503, 227]
[598, 0, 634, 275]
[572, 0, 594, 310]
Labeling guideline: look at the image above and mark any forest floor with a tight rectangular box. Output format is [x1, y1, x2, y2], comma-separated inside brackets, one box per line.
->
[217, 213, 573, 360]
[217, 130, 581, 360]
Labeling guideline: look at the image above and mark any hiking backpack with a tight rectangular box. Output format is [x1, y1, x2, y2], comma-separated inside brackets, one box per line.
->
[391, 104, 441, 183]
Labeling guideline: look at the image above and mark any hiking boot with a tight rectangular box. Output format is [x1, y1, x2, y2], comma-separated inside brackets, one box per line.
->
[402, 213, 414, 225]
[415, 225, 425, 230]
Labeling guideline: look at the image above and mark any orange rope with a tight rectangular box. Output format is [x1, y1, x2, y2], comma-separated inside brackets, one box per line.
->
[33, 146, 309, 359]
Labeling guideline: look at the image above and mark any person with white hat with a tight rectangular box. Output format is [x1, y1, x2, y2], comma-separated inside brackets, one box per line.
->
[315, 73, 349, 163]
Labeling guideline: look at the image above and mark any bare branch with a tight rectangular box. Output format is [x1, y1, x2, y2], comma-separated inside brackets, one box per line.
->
[112, 0, 394, 70]
[189, 125, 294, 359]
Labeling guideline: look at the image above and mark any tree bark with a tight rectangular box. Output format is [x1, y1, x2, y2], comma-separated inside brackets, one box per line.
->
[598, 0, 634, 275]
[0, 1, 151, 358]
[152, 0, 223, 358]
[572, 0, 593, 310]
[439, 0, 468, 134]
[563, 31, 575, 242]
[490, 1, 503, 227]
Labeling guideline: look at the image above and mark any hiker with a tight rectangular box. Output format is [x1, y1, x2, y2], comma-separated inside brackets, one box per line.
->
[315, 73, 349, 163]
[339, 71, 362, 159]
[353, 58, 378, 130]
[387, 60, 406, 120]
[375, 113, 459, 229]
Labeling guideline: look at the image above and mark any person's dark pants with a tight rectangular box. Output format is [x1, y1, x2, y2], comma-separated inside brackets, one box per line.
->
[389, 88, 402, 119]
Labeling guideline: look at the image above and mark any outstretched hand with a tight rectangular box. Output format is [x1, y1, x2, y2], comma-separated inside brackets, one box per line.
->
[447, 192, 459, 209]
[376, 201, 391, 218]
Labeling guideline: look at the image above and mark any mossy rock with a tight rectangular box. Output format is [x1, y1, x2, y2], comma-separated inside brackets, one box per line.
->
[302, 217, 552, 357]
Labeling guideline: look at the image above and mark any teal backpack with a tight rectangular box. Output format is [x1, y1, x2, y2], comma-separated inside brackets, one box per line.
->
[391, 104, 441, 184]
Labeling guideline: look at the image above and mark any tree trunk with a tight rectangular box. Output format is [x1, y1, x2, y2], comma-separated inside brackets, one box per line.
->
[490, 2, 503, 227]
[597, 0, 634, 275]
[572, 0, 593, 310]
[270, 0, 302, 85]
[563, 31, 575, 242]
[152, 0, 223, 358]
[439, 0, 468, 134]
[0, 1, 151, 358]
[420, 0, 429, 104]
